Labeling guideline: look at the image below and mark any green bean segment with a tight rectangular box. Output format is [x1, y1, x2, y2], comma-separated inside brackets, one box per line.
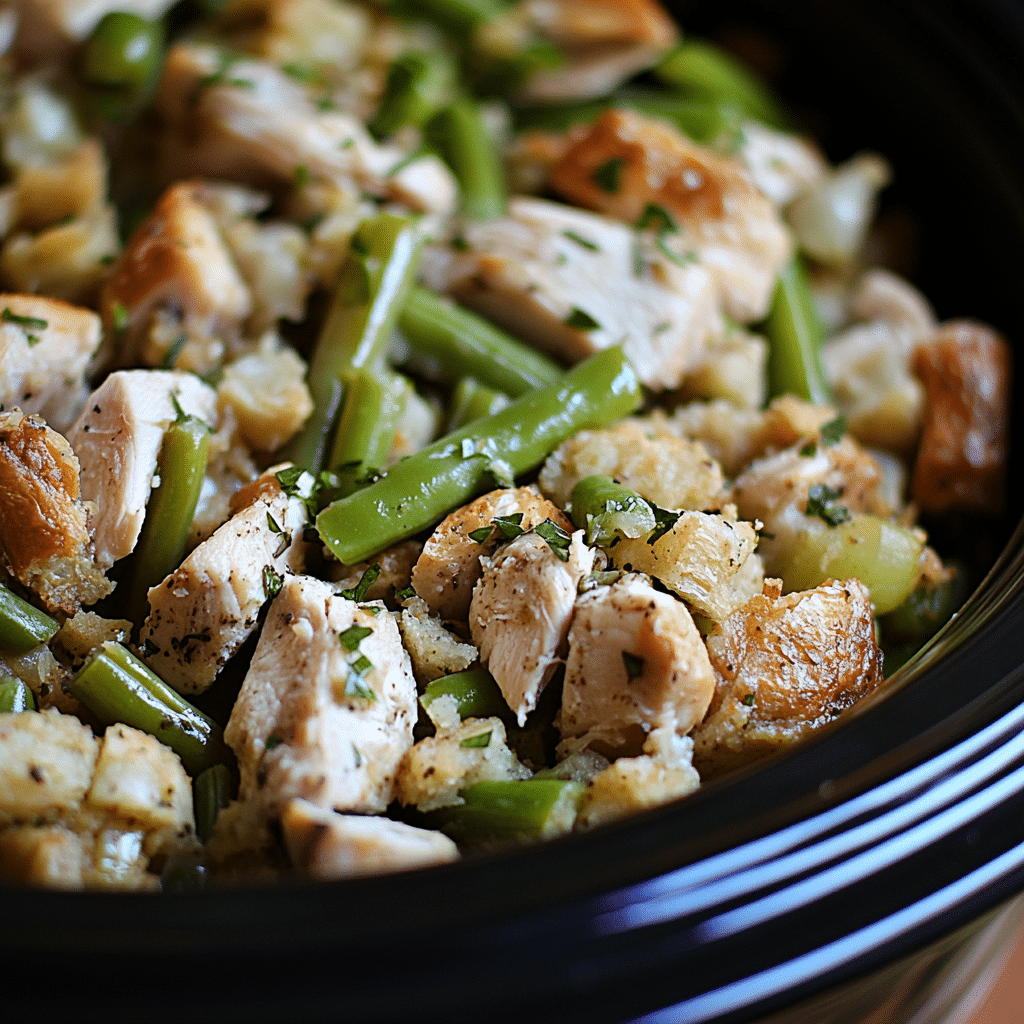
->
[425, 97, 507, 220]
[0, 583, 59, 655]
[282, 212, 424, 471]
[765, 256, 833, 406]
[81, 13, 165, 119]
[569, 475, 657, 547]
[783, 514, 924, 614]
[316, 346, 642, 565]
[654, 40, 790, 130]
[123, 415, 210, 618]
[421, 665, 509, 723]
[194, 763, 235, 842]
[328, 369, 409, 494]
[399, 286, 562, 396]
[369, 50, 456, 139]
[0, 676, 36, 712]
[446, 377, 509, 431]
[70, 642, 230, 777]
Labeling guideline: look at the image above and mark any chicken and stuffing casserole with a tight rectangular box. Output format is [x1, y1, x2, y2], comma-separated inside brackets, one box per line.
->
[0, 0, 1010, 889]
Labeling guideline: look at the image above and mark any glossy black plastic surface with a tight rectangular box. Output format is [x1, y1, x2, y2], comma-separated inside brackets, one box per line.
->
[6, 2, 1024, 1022]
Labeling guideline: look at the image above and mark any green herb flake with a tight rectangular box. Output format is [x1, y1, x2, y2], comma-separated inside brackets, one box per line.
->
[592, 156, 626, 194]
[460, 730, 492, 749]
[341, 563, 381, 603]
[648, 505, 682, 546]
[468, 525, 494, 544]
[262, 565, 284, 600]
[266, 512, 282, 534]
[339, 624, 374, 651]
[636, 202, 679, 234]
[820, 415, 847, 447]
[112, 302, 129, 332]
[359, 604, 382, 617]
[345, 672, 376, 701]
[394, 585, 416, 601]
[805, 484, 851, 527]
[294, 164, 310, 188]
[562, 229, 599, 252]
[161, 333, 187, 369]
[275, 465, 307, 496]
[654, 321, 672, 334]
[535, 519, 571, 561]
[450, 235, 470, 252]
[3, 306, 49, 334]
[491, 513, 525, 540]
[565, 307, 601, 331]
[169, 393, 186, 423]
[742, 693, 756, 706]
[352, 743, 363, 767]
[265, 734, 283, 750]
[799, 441, 817, 458]
[622, 651, 645, 680]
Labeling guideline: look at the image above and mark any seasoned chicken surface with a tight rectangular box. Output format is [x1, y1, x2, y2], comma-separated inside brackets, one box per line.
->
[66, 369, 218, 569]
[470, 529, 594, 726]
[225, 575, 417, 817]
[0, 293, 102, 431]
[693, 578, 883, 775]
[559, 574, 715, 759]
[139, 470, 313, 694]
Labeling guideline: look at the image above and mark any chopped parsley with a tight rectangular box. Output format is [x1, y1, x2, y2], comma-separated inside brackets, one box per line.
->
[341, 562, 381, 603]
[394, 585, 416, 601]
[636, 202, 679, 234]
[3, 306, 47, 345]
[491, 513, 525, 540]
[266, 512, 282, 534]
[820, 415, 847, 447]
[112, 302, 129, 332]
[161, 333, 187, 369]
[339, 624, 373, 651]
[262, 565, 284, 600]
[350, 653, 373, 676]
[592, 156, 626, 194]
[535, 519, 571, 561]
[345, 672, 376, 701]
[622, 652, 645, 680]
[805, 484, 851, 526]
[799, 440, 817, 457]
[648, 505, 683, 545]
[265, 734, 283, 750]
[741, 693, 756, 707]
[275, 465, 306, 493]
[562, 229, 599, 252]
[450, 235, 470, 252]
[565, 307, 601, 331]
[469, 525, 494, 543]
[352, 744, 363, 768]
[460, 731, 492, 749]
[294, 164, 310, 188]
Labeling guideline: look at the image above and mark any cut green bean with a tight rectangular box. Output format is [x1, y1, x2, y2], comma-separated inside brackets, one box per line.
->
[569, 475, 656, 547]
[123, 415, 210, 618]
[425, 97, 507, 220]
[369, 50, 457, 139]
[387, 0, 511, 33]
[317, 346, 642, 564]
[654, 40, 790, 130]
[327, 369, 409, 494]
[0, 675, 36, 712]
[70, 642, 230, 777]
[765, 256, 832, 405]
[281, 213, 424, 471]
[427, 779, 583, 845]
[880, 569, 967, 646]
[446, 377, 509, 431]
[194, 763, 235, 842]
[0, 583, 59, 655]
[399, 286, 562, 397]
[421, 665, 509, 723]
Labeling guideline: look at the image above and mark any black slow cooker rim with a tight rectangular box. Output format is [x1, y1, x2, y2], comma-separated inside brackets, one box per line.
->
[8, 1, 1024, 1022]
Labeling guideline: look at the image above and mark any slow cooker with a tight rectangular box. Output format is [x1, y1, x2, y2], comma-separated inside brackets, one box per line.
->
[5, 0, 1024, 1021]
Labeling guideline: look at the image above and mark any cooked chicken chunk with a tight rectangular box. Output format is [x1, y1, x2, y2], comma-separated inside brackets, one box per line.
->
[66, 369, 218, 570]
[559, 574, 715, 759]
[612, 511, 764, 622]
[470, 529, 594, 726]
[100, 181, 252, 370]
[911, 320, 1011, 516]
[549, 108, 792, 323]
[9, 139, 107, 232]
[0, 409, 111, 615]
[411, 485, 570, 622]
[224, 575, 417, 817]
[730, 121, 828, 207]
[482, 0, 678, 103]
[396, 716, 530, 812]
[423, 196, 719, 390]
[157, 43, 457, 216]
[281, 798, 458, 880]
[730, 433, 890, 580]
[693, 578, 883, 775]
[140, 470, 313, 694]
[0, 293, 102, 431]
[539, 420, 724, 511]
